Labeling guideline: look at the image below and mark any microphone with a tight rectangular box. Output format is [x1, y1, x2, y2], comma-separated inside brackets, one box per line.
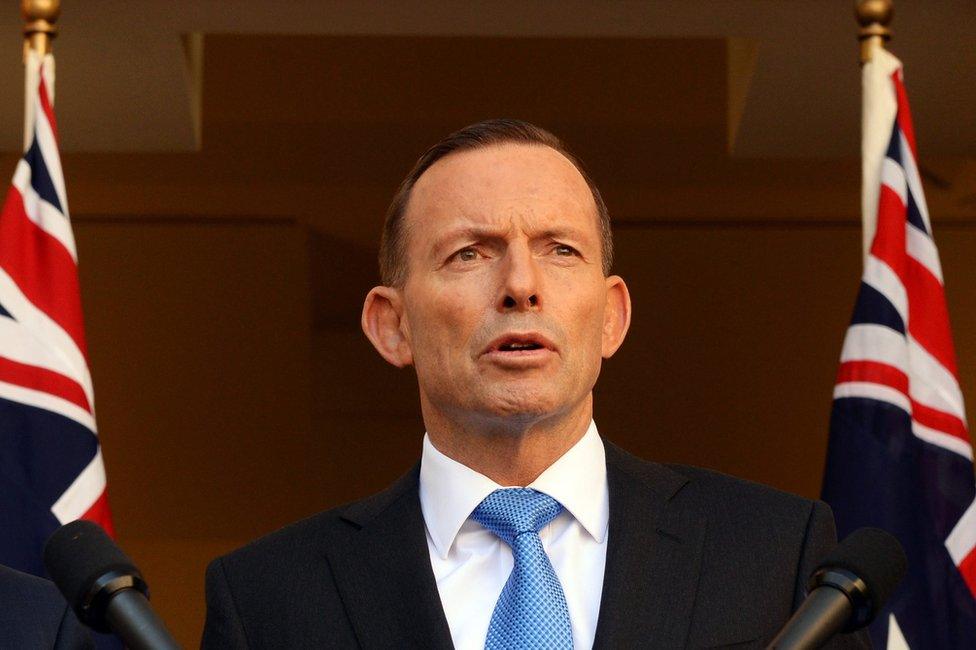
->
[767, 527, 906, 649]
[44, 520, 181, 650]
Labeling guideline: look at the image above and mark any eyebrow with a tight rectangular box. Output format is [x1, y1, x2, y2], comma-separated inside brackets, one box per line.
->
[430, 226, 504, 258]
[536, 227, 585, 242]
[430, 225, 587, 258]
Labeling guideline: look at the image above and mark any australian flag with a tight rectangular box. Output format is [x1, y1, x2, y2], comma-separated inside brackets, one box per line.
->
[0, 51, 114, 576]
[822, 48, 976, 647]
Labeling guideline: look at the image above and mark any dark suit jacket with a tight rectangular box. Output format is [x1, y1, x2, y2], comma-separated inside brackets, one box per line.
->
[0, 564, 93, 650]
[202, 442, 871, 648]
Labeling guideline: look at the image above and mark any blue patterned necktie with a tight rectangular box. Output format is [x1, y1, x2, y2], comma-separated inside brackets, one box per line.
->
[471, 488, 574, 650]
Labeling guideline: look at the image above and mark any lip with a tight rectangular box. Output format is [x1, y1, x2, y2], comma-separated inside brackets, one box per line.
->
[482, 332, 557, 355]
[481, 332, 558, 367]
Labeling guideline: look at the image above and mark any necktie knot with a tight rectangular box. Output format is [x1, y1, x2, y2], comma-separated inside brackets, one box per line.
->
[471, 488, 563, 545]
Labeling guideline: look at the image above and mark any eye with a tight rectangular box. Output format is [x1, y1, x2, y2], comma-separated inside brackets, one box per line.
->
[553, 244, 579, 257]
[452, 247, 479, 262]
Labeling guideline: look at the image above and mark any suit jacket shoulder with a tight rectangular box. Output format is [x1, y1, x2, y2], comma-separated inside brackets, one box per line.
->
[216, 461, 416, 573]
[664, 460, 830, 562]
[608, 439, 816, 514]
[202, 464, 453, 649]
[0, 564, 93, 650]
[598, 442, 867, 648]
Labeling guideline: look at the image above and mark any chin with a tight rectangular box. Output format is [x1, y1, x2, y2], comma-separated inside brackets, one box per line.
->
[480, 385, 563, 420]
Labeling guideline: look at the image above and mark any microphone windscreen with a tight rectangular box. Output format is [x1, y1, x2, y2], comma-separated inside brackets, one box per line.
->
[815, 527, 907, 620]
[43, 520, 141, 615]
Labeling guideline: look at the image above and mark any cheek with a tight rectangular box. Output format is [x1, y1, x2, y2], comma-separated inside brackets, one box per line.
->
[563, 287, 608, 362]
[562, 279, 605, 329]
[407, 285, 482, 365]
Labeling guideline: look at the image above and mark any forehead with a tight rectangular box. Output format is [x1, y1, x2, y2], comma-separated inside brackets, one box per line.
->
[404, 143, 597, 235]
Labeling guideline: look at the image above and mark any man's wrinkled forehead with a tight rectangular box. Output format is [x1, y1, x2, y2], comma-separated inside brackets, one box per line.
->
[403, 143, 598, 237]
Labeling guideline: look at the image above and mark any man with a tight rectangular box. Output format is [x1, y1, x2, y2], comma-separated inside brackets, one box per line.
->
[0, 564, 93, 649]
[202, 120, 869, 648]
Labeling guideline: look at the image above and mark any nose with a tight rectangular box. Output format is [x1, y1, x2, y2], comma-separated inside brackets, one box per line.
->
[499, 243, 541, 312]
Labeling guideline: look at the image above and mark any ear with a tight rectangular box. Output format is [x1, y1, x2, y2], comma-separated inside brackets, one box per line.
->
[361, 286, 414, 368]
[601, 275, 632, 358]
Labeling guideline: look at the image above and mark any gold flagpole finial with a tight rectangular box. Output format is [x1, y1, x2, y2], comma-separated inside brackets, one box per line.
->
[856, 0, 893, 64]
[21, 0, 60, 59]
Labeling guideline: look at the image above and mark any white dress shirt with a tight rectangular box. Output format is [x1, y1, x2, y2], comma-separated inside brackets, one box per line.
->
[419, 421, 609, 650]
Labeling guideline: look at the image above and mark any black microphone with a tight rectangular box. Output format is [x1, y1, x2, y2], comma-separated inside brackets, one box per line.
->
[767, 527, 907, 649]
[43, 520, 181, 650]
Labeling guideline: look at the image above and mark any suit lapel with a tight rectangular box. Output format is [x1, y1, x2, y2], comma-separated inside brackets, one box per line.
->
[593, 443, 707, 649]
[323, 465, 454, 650]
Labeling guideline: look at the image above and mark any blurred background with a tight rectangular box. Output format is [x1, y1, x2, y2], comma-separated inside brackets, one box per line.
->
[2, 1, 975, 645]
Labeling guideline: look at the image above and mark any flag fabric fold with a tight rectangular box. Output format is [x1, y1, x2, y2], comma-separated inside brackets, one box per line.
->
[822, 47, 976, 648]
[0, 51, 114, 577]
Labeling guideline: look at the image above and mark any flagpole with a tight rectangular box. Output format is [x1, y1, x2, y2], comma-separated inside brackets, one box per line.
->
[855, 0, 893, 64]
[21, 0, 60, 60]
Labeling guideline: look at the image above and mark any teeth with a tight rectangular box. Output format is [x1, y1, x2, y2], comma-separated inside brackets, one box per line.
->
[501, 342, 541, 351]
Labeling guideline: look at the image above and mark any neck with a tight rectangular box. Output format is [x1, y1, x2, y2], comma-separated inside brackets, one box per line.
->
[423, 396, 593, 485]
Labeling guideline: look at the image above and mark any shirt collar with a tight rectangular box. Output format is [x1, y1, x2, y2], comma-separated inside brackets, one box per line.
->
[528, 421, 608, 545]
[419, 421, 609, 560]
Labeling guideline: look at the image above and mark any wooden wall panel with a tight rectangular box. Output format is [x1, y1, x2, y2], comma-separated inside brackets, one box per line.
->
[73, 219, 313, 644]
[76, 218, 314, 540]
[601, 225, 866, 496]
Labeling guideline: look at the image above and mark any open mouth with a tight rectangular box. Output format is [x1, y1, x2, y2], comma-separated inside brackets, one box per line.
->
[497, 341, 545, 352]
[483, 333, 556, 358]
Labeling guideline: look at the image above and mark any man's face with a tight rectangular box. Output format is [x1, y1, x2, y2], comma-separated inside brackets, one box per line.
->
[376, 143, 629, 426]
